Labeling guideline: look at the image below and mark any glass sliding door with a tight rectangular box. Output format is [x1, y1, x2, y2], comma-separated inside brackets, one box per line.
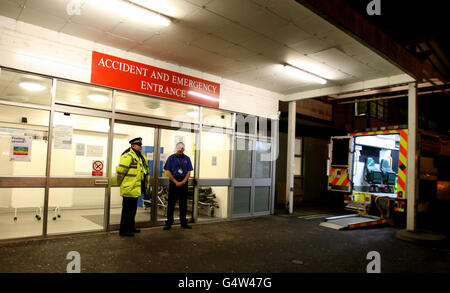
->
[198, 126, 232, 220]
[0, 68, 52, 240]
[111, 122, 156, 227]
[47, 111, 110, 235]
[158, 128, 196, 224]
[232, 136, 273, 217]
[254, 139, 272, 215]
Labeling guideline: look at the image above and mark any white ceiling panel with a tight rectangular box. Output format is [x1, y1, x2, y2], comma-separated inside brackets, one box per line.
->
[0, 0, 22, 19]
[339, 43, 400, 74]
[224, 54, 273, 73]
[134, 0, 202, 19]
[290, 38, 331, 55]
[287, 56, 352, 81]
[319, 29, 355, 48]
[294, 12, 336, 37]
[131, 44, 175, 62]
[310, 48, 378, 77]
[183, 0, 214, 6]
[23, 0, 72, 20]
[158, 23, 205, 44]
[254, 0, 315, 24]
[240, 35, 287, 59]
[0, 0, 405, 95]
[212, 21, 258, 45]
[18, 7, 67, 31]
[217, 45, 257, 62]
[70, 2, 123, 32]
[264, 23, 312, 47]
[181, 7, 231, 34]
[110, 21, 160, 43]
[60, 22, 105, 43]
[192, 34, 234, 54]
[96, 32, 139, 52]
[206, 0, 288, 34]
[143, 34, 187, 54]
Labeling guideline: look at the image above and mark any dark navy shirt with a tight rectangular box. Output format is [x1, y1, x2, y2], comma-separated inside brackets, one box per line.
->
[164, 154, 193, 178]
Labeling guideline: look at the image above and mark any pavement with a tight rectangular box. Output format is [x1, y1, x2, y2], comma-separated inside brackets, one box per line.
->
[0, 209, 449, 273]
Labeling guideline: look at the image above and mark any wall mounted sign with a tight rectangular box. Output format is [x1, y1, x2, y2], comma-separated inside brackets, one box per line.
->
[91, 51, 220, 108]
[92, 160, 104, 177]
[10, 136, 32, 162]
[53, 125, 73, 150]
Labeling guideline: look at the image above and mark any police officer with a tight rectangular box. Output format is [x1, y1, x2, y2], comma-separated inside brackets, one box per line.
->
[116, 137, 150, 237]
[163, 142, 193, 230]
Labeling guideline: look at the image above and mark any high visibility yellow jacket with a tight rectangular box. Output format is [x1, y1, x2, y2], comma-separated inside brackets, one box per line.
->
[116, 148, 150, 198]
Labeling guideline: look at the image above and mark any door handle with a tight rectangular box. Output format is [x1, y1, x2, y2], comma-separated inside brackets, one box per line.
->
[94, 179, 109, 185]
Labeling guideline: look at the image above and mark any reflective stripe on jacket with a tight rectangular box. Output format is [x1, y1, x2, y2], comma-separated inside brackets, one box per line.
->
[116, 148, 150, 198]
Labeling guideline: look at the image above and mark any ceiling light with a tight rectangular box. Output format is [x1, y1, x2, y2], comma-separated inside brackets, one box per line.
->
[283, 64, 327, 85]
[19, 82, 46, 92]
[128, 0, 175, 17]
[186, 111, 199, 118]
[188, 91, 219, 102]
[90, 0, 171, 26]
[88, 94, 110, 103]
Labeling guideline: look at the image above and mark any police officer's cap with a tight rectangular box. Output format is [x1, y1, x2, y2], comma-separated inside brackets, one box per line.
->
[129, 137, 142, 145]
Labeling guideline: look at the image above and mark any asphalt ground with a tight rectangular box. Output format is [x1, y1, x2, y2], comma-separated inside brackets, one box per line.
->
[0, 212, 449, 274]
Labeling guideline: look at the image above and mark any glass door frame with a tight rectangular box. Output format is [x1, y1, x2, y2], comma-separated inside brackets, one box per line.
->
[0, 68, 275, 241]
[45, 103, 113, 235]
[231, 135, 274, 218]
[110, 111, 200, 229]
[231, 116, 277, 218]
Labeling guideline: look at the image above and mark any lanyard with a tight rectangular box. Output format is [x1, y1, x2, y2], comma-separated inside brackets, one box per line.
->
[176, 156, 186, 172]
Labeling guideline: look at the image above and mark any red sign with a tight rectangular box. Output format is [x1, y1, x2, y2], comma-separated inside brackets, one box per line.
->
[91, 51, 220, 108]
[92, 160, 104, 177]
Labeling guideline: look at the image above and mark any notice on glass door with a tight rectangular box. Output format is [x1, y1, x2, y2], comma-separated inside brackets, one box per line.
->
[54, 125, 73, 149]
[86, 145, 104, 157]
[10, 136, 32, 162]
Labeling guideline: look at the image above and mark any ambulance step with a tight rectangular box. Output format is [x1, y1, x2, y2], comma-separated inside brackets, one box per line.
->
[320, 215, 387, 230]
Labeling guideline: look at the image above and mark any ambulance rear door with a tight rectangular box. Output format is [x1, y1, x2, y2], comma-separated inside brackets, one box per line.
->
[327, 136, 353, 192]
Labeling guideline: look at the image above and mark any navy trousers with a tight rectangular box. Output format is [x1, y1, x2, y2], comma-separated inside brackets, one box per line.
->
[120, 196, 138, 234]
[166, 177, 188, 226]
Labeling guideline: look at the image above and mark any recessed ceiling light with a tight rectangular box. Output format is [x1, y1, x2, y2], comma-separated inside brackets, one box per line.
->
[188, 91, 219, 102]
[19, 82, 46, 92]
[88, 94, 110, 103]
[186, 111, 199, 118]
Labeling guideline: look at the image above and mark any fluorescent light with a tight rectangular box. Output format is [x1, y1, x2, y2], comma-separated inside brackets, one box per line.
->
[90, 0, 171, 26]
[188, 91, 219, 102]
[283, 64, 327, 84]
[128, 0, 175, 17]
[19, 82, 46, 92]
[88, 94, 110, 103]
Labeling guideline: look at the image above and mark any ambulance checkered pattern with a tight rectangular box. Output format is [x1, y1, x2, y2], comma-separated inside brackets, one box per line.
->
[328, 168, 350, 187]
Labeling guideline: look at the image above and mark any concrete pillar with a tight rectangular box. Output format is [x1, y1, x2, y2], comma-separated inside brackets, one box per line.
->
[406, 82, 418, 231]
[286, 101, 296, 214]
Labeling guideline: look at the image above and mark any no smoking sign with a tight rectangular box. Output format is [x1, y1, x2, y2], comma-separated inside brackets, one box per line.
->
[92, 160, 104, 176]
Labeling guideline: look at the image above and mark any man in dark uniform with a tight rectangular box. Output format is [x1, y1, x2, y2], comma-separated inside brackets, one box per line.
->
[163, 142, 193, 230]
[116, 137, 150, 237]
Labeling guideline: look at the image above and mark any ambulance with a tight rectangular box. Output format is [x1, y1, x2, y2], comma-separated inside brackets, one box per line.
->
[321, 127, 408, 230]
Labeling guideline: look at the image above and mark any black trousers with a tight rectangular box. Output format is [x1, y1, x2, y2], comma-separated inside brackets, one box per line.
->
[166, 178, 188, 226]
[120, 196, 138, 234]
